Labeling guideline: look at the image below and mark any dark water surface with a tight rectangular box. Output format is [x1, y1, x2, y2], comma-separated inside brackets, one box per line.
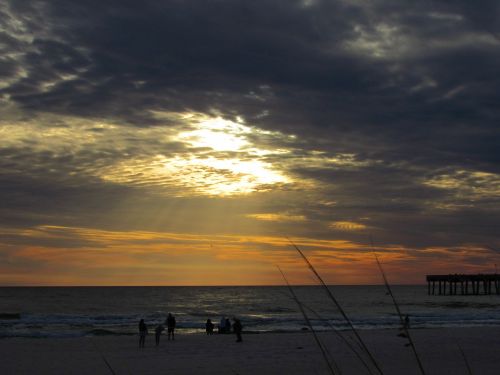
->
[2, 286, 500, 338]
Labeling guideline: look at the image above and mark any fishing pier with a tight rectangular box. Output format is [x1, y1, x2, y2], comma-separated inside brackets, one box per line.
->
[426, 274, 500, 295]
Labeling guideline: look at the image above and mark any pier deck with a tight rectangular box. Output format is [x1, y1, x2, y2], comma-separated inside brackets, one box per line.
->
[426, 274, 500, 295]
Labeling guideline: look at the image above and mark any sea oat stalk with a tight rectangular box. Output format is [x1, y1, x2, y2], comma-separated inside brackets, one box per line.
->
[288, 239, 384, 375]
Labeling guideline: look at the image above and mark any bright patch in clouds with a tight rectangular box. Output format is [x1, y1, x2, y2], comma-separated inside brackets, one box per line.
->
[98, 113, 293, 196]
[175, 116, 251, 152]
[423, 170, 500, 199]
[100, 154, 289, 196]
[246, 213, 307, 222]
[0, 109, 296, 197]
[330, 221, 367, 231]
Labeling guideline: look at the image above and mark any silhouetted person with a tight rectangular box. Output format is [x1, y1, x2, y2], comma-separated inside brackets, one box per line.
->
[398, 315, 410, 338]
[206, 319, 214, 335]
[166, 313, 176, 340]
[233, 318, 242, 342]
[139, 319, 148, 348]
[155, 324, 165, 346]
[219, 317, 226, 334]
[225, 318, 231, 334]
[404, 315, 410, 330]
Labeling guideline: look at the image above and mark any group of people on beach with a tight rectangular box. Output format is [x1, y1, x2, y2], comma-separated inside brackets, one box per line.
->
[139, 314, 242, 347]
[138, 313, 176, 348]
[206, 317, 242, 341]
[214, 317, 231, 334]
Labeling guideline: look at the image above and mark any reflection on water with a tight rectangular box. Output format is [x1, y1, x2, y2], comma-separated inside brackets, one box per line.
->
[1, 285, 500, 337]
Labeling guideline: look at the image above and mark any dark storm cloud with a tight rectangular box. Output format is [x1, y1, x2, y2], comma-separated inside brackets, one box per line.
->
[1, 0, 499, 251]
[4, 1, 499, 139]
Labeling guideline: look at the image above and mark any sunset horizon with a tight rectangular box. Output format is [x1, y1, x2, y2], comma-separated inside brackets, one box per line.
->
[2, 3, 500, 374]
[1, 1, 499, 287]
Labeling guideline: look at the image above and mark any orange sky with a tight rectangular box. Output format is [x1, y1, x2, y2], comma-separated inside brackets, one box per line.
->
[1, 225, 496, 286]
[1, 2, 499, 286]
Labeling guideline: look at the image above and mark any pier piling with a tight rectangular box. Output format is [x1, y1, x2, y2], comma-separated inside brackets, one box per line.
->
[426, 274, 500, 295]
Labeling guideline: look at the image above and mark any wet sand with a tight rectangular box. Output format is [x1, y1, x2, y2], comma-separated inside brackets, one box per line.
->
[1, 327, 500, 374]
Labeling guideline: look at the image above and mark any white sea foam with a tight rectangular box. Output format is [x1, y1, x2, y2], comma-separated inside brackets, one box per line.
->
[1, 286, 500, 338]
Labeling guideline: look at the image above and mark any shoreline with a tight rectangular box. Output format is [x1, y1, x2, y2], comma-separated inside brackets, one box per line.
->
[2, 323, 500, 340]
[2, 327, 500, 374]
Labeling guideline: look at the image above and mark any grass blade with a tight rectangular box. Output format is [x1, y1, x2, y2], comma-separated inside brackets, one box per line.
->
[91, 339, 117, 375]
[370, 238, 426, 375]
[288, 239, 384, 375]
[278, 265, 341, 375]
[298, 300, 376, 375]
[457, 343, 473, 375]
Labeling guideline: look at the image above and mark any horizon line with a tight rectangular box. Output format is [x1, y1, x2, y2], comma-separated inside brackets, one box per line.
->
[0, 283, 426, 287]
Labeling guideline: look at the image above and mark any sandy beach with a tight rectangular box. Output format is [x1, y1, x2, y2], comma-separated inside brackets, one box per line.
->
[1, 327, 500, 374]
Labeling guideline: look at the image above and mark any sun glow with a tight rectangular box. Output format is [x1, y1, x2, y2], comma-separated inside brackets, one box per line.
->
[176, 117, 251, 152]
[97, 114, 292, 196]
[160, 155, 290, 196]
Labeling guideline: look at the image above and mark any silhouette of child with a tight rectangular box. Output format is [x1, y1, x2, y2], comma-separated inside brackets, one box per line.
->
[155, 324, 165, 346]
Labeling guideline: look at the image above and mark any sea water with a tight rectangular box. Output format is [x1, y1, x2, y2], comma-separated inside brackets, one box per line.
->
[1, 285, 500, 338]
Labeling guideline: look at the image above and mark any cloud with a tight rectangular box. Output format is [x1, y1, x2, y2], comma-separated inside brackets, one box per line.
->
[423, 170, 500, 198]
[0, 1, 499, 284]
[329, 221, 367, 231]
[246, 213, 307, 222]
[1, 224, 496, 285]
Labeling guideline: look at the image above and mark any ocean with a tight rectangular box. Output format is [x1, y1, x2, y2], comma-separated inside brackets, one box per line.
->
[2, 285, 500, 338]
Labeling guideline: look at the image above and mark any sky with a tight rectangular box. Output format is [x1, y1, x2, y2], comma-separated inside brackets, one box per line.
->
[1, 0, 499, 286]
